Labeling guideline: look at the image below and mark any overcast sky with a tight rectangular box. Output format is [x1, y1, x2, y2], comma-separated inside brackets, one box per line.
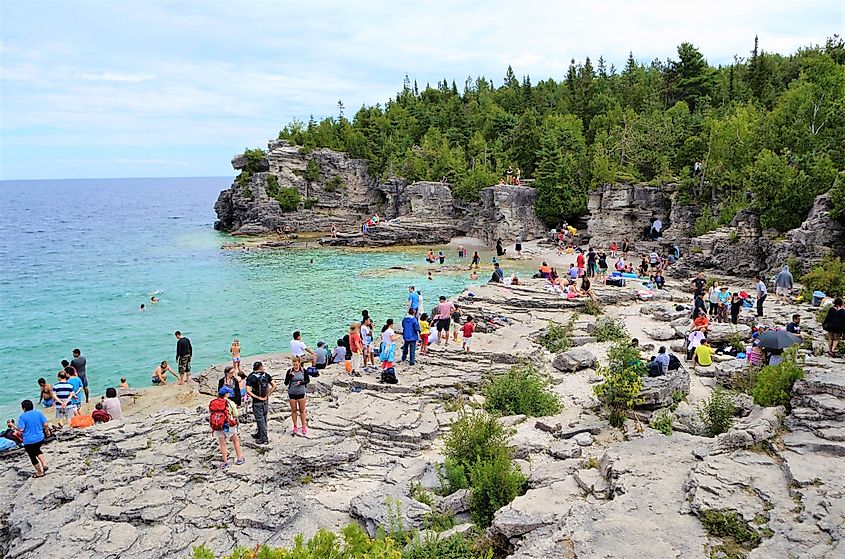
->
[1, 0, 842, 180]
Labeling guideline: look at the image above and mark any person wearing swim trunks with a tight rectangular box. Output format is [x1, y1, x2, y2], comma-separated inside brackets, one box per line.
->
[175, 331, 192, 384]
[152, 360, 178, 384]
[37, 378, 55, 409]
[230, 338, 241, 375]
[435, 296, 455, 346]
[284, 357, 310, 436]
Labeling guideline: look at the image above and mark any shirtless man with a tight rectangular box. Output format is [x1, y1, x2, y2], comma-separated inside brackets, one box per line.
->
[152, 361, 178, 384]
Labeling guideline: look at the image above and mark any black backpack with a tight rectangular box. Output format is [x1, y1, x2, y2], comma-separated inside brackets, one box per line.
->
[380, 367, 398, 384]
[668, 354, 681, 371]
[306, 366, 320, 378]
[251, 372, 271, 397]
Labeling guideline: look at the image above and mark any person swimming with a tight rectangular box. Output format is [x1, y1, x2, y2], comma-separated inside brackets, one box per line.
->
[150, 296, 159, 304]
[140, 304, 145, 312]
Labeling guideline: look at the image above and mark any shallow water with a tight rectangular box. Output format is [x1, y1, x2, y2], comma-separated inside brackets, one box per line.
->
[0, 177, 502, 418]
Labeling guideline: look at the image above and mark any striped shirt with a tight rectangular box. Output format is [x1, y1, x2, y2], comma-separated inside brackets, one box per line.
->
[52, 381, 76, 405]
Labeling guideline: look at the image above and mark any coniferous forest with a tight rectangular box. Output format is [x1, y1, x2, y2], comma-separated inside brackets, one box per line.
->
[277, 37, 845, 232]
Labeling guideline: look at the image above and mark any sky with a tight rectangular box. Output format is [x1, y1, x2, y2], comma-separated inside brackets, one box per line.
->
[0, 0, 842, 180]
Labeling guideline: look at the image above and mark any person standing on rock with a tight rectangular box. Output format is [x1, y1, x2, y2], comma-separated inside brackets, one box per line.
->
[514, 235, 522, 257]
[707, 284, 720, 317]
[245, 361, 275, 445]
[175, 331, 192, 385]
[400, 309, 420, 365]
[284, 357, 309, 436]
[730, 292, 742, 325]
[774, 265, 794, 302]
[435, 296, 455, 346]
[576, 251, 585, 276]
[461, 316, 475, 353]
[691, 272, 707, 299]
[218, 365, 242, 406]
[495, 239, 505, 257]
[622, 238, 630, 257]
[349, 323, 364, 376]
[70, 349, 89, 404]
[210, 386, 245, 468]
[822, 298, 845, 357]
[408, 285, 420, 316]
[754, 275, 768, 318]
[52, 370, 76, 425]
[16, 400, 49, 478]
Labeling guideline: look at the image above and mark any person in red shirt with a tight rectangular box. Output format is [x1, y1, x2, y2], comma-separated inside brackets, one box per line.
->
[349, 323, 363, 376]
[461, 316, 476, 353]
[576, 252, 585, 275]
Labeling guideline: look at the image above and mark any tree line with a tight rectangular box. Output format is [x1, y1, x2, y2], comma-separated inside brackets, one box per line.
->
[275, 37, 845, 231]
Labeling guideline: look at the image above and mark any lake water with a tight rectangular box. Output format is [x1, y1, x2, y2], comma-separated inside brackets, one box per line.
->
[0, 177, 486, 418]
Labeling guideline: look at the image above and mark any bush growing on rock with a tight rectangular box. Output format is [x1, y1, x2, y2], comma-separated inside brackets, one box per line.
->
[537, 318, 574, 353]
[437, 458, 469, 495]
[650, 409, 674, 436]
[752, 346, 805, 407]
[191, 524, 403, 558]
[483, 364, 561, 417]
[593, 341, 645, 427]
[325, 175, 346, 191]
[697, 388, 735, 437]
[594, 317, 628, 343]
[698, 508, 762, 549]
[405, 532, 493, 559]
[468, 452, 527, 527]
[443, 410, 512, 475]
[303, 158, 321, 182]
[800, 254, 845, 298]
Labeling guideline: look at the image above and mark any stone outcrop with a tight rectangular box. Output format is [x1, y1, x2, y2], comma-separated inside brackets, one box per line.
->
[586, 182, 673, 246]
[214, 141, 546, 245]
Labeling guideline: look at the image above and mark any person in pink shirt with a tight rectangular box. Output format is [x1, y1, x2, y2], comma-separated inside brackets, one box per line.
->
[434, 296, 455, 346]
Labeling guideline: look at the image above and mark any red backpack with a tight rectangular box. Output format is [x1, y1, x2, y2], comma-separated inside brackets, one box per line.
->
[209, 398, 229, 431]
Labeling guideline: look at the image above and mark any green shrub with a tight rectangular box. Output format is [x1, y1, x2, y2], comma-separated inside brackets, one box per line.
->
[303, 158, 321, 182]
[594, 317, 628, 342]
[483, 363, 561, 417]
[697, 388, 735, 437]
[699, 509, 762, 549]
[275, 187, 301, 211]
[303, 197, 318, 209]
[536, 318, 574, 353]
[593, 362, 644, 428]
[752, 346, 805, 407]
[437, 458, 469, 495]
[236, 171, 250, 188]
[468, 452, 527, 527]
[241, 185, 252, 199]
[606, 341, 645, 373]
[325, 175, 346, 191]
[582, 300, 603, 315]
[443, 410, 511, 473]
[404, 532, 492, 559]
[191, 524, 403, 558]
[800, 255, 845, 298]
[650, 409, 673, 436]
[724, 332, 746, 353]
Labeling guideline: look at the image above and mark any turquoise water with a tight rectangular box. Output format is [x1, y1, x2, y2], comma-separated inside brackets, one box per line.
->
[0, 178, 484, 418]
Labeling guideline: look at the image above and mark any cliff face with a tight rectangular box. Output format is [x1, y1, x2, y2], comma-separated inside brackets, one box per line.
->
[214, 141, 547, 244]
[586, 181, 845, 274]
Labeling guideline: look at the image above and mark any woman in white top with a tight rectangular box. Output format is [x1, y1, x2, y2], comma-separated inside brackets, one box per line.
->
[102, 387, 123, 420]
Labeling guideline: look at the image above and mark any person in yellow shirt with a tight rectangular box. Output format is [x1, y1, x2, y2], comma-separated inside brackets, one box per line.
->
[419, 313, 431, 356]
[694, 339, 715, 367]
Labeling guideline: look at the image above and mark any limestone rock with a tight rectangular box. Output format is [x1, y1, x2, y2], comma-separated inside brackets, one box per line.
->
[552, 349, 597, 372]
[438, 488, 471, 515]
[547, 440, 582, 460]
[638, 367, 690, 409]
[349, 485, 431, 537]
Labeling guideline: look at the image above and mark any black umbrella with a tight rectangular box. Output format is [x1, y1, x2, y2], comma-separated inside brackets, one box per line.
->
[756, 330, 801, 350]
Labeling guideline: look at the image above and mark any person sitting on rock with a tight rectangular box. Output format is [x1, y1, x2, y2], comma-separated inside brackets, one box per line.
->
[691, 309, 709, 332]
[693, 339, 715, 367]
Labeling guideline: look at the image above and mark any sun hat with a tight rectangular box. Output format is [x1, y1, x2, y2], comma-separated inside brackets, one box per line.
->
[218, 386, 234, 398]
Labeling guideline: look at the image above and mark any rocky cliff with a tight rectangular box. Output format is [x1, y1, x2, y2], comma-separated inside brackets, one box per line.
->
[214, 141, 547, 245]
[586, 181, 845, 274]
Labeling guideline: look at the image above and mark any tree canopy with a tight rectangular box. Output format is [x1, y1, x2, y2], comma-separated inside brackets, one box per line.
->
[278, 37, 845, 230]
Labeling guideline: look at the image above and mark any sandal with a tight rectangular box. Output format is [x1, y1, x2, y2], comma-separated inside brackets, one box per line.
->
[32, 473, 45, 478]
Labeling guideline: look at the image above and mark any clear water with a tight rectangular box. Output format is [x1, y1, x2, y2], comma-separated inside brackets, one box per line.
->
[0, 178, 485, 418]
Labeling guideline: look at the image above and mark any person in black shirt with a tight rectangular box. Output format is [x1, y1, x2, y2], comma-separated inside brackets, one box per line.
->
[218, 365, 242, 406]
[174, 331, 193, 384]
[692, 292, 707, 319]
[245, 361, 276, 445]
[786, 314, 802, 338]
[691, 273, 707, 298]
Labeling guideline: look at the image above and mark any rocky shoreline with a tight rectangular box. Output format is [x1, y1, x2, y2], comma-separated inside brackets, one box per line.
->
[1, 243, 843, 559]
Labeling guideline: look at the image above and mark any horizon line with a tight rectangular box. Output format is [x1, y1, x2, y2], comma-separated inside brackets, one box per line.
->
[0, 175, 236, 183]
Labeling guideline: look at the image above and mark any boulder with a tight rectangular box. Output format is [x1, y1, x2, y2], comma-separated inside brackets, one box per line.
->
[552, 349, 597, 373]
[547, 440, 582, 460]
[638, 367, 690, 409]
[438, 489, 471, 515]
[349, 486, 431, 537]
[644, 324, 678, 341]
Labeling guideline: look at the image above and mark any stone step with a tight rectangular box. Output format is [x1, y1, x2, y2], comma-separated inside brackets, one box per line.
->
[783, 429, 845, 457]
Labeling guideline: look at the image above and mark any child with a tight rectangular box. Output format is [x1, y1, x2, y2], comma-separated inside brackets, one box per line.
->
[237, 371, 249, 410]
[332, 339, 346, 364]
[461, 316, 475, 353]
[37, 378, 55, 409]
[349, 323, 363, 377]
[210, 387, 244, 469]
[451, 304, 462, 342]
[419, 313, 431, 355]
[91, 403, 111, 423]
[119, 377, 129, 389]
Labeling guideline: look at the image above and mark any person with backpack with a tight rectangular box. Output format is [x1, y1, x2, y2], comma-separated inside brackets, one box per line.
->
[245, 361, 275, 445]
[284, 357, 310, 436]
[210, 386, 244, 468]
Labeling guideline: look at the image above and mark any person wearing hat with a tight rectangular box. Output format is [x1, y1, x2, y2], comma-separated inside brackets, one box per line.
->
[211, 386, 244, 468]
[245, 361, 275, 445]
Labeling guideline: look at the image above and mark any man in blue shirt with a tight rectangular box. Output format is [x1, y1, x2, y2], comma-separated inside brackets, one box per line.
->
[66, 367, 84, 411]
[400, 309, 421, 365]
[408, 285, 420, 316]
[17, 399, 49, 477]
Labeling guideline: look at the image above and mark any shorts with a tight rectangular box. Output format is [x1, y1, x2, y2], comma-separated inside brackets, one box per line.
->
[233, 357, 241, 363]
[776, 286, 790, 296]
[212, 428, 235, 440]
[151, 376, 162, 384]
[315, 362, 327, 370]
[42, 399, 55, 408]
[178, 355, 192, 375]
[288, 393, 306, 401]
[56, 405, 77, 420]
[24, 441, 43, 465]
[381, 361, 394, 369]
[78, 373, 89, 388]
[463, 337, 473, 347]
[421, 334, 429, 346]
[438, 318, 451, 332]
[515, 244, 522, 252]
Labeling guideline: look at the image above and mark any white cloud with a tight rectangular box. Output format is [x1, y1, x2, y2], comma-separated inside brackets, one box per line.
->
[80, 71, 155, 82]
